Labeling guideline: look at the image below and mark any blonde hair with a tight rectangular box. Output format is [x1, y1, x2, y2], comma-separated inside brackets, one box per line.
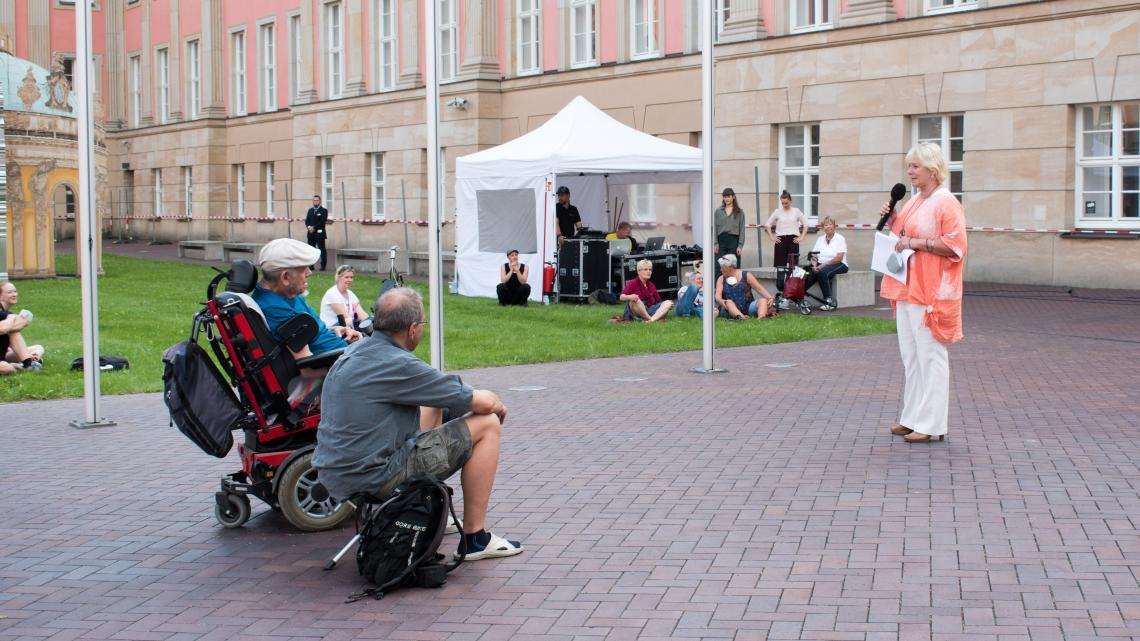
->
[635, 258, 653, 271]
[819, 215, 837, 227]
[906, 142, 948, 185]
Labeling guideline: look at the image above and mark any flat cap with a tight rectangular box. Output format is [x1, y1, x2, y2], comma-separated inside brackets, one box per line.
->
[258, 238, 321, 272]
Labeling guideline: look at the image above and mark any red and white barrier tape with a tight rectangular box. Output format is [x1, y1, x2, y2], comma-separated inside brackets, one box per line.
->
[67, 214, 1140, 236]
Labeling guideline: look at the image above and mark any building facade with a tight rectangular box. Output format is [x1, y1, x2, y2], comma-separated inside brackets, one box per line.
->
[3, 0, 1139, 288]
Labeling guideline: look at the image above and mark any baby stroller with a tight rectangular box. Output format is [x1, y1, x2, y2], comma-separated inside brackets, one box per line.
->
[163, 259, 355, 532]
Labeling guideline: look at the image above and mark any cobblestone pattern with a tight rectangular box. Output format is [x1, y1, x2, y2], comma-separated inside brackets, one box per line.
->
[1, 288, 1138, 641]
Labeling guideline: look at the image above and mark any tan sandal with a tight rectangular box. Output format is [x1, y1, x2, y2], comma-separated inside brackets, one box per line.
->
[889, 425, 913, 435]
[903, 432, 945, 443]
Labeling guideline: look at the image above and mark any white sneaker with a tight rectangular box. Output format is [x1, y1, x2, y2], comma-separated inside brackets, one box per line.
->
[457, 531, 524, 561]
[777, 298, 792, 310]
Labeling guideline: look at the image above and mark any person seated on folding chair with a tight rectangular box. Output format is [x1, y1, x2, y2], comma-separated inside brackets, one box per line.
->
[252, 238, 362, 359]
[313, 287, 524, 561]
[803, 216, 848, 311]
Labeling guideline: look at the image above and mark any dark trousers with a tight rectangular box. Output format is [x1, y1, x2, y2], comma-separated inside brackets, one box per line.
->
[496, 282, 531, 306]
[716, 232, 740, 259]
[307, 231, 327, 270]
[805, 263, 848, 301]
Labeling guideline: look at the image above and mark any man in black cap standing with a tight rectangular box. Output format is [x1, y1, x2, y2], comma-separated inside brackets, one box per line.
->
[554, 186, 582, 245]
[305, 194, 329, 271]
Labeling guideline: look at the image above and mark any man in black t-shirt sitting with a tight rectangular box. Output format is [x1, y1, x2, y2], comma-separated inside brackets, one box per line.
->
[555, 186, 582, 244]
[0, 281, 44, 375]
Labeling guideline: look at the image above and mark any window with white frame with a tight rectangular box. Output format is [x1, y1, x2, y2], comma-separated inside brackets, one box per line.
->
[628, 185, 656, 223]
[128, 55, 141, 127]
[715, 0, 730, 39]
[517, 0, 540, 75]
[570, 0, 597, 68]
[1077, 103, 1139, 227]
[288, 14, 301, 104]
[320, 156, 335, 211]
[156, 47, 169, 124]
[438, 0, 457, 82]
[153, 168, 163, 216]
[326, 1, 344, 98]
[791, 0, 835, 32]
[370, 153, 386, 220]
[264, 162, 276, 217]
[925, 0, 977, 15]
[914, 114, 964, 201]
[235, 164, 246, 217]
[187, 39, 201, 118]
[630, 0, 659, 59]
[376, 0, 397, 90]
[259, 23, 276, 112]
[231, 30, 246, 115]
[779, 124, 821, 219]
[183, 166, 193, 216]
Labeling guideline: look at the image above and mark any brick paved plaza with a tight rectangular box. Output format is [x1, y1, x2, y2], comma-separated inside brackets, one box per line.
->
[2, 285, 1139, 641]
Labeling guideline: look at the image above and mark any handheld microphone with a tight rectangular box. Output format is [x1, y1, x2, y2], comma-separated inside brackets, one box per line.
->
[877, 183, 908, 232]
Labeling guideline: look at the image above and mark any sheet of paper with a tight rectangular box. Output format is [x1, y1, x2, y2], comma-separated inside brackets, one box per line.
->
[871, 231, 915, 285]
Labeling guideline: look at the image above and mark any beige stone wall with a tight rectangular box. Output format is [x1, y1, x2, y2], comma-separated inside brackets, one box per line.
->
[106, 0, 1140, 288]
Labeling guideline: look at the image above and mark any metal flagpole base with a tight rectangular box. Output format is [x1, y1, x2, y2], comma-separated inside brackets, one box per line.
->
[689, 367, 729, 374]
[69, 419, 117, 430]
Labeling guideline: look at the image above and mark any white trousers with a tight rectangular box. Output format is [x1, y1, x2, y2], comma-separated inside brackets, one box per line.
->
[896, 301, 950, 436]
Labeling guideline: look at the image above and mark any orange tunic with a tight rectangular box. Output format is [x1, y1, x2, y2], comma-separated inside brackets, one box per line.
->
[879, 188, 968, 344]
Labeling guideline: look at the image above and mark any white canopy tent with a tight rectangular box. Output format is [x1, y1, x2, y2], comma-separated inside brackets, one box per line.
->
[455, 96, 704, 301]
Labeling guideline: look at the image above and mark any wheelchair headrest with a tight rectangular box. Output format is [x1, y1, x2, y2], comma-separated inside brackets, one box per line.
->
[225, 260, 259, 294]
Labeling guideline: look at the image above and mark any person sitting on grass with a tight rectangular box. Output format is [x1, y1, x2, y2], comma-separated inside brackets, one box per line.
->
[0, 281, 44, 375]
[675, 270, 705, 318]
[714, 254, 776, 320]
[620, 259, 674, 322]
[496, 250, 531, 306]
[252, 238, 362, 359]
[313, 287, 524, 561]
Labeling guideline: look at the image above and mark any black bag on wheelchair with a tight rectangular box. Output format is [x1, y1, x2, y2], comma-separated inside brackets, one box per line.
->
[348, 475, 462, 602]
[161, 340, 246, 458]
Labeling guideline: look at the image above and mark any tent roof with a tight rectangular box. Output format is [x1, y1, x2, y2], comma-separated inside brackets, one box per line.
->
[455, 96, 702, 179]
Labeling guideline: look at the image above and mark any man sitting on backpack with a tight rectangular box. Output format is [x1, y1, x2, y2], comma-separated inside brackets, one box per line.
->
[252, 238, 361, 359]
[313, 287, 523, 561]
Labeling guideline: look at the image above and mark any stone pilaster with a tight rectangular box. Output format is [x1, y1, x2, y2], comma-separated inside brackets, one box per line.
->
[140, 0, 153, 126]
[837, 0, 897, 28]
[297, 0, 318, 104]
[720, 0, 767, 43]
[397, 0, 421, 89]
[28, 0, 50, 69]
[458, 0, 499, 80]
[169, 0, 182, 121]
[105, 0, 126, 130]
[345, 0, 367, 95]
[199, 0, 226, 117]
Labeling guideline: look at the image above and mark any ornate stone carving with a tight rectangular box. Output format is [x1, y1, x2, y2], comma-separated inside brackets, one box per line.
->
[6, 162, 25, 272]
[31, 160, 55, 273]
[96, 165, 109, 222]
[44, 56, 72, 112]
[17, 67, 41, 109]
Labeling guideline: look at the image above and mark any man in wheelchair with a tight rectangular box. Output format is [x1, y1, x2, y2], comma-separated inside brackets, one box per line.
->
[313, 287, 524, 561]
[253, 238, 362, 358]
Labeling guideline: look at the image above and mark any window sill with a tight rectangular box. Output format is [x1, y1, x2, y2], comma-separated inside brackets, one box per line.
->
[790, 23, 834, 35]
[1060, 230, 1139, 239]
[924, 4, 978, 16]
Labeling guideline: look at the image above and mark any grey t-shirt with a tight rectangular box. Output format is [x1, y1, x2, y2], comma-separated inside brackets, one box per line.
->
[312, 332, 473, 500]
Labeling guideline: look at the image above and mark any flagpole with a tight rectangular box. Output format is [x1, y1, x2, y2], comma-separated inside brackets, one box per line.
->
[425, 0, 444, 370]
[71, 0, 115, 428]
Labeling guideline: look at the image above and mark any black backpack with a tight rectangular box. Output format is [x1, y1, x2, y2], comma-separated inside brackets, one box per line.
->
[161, 340, 247, 458]
[347, 475, 463, 602]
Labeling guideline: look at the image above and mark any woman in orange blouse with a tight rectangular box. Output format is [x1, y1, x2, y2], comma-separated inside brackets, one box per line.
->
[878, 142, 968, 443]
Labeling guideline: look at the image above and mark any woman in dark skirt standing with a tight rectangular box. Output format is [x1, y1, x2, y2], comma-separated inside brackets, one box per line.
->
[765, 190, 808, 270]
[713, 188, 746, 260]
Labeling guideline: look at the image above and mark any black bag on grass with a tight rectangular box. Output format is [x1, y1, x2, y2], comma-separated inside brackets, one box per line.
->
[70, 355, 130, 371]
[161, 341, 245, 458]
[348, 475, 462, 602]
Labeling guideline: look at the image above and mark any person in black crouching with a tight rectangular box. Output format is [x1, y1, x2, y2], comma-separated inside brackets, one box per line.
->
[496, 249, 531, 306]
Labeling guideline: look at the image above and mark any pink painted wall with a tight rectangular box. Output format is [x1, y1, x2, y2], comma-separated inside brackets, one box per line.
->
[150, 1, 171, 46]
[542, 0, 558, 72]
[219, 1, 300, 111]
[14, 0, 28, 60]
[598, 0, 616, 64]
[180, 1, 201, 38]
[123, 3, 142, 54]
[663, 0, 684, 55]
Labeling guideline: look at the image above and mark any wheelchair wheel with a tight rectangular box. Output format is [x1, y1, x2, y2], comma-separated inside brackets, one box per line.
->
[215, 493, 251, 529]
[277, 452, 354, 532]
[798, 301, 812, 315]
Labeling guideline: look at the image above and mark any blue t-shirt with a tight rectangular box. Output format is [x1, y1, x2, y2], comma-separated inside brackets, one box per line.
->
[251, 285, 348, 355]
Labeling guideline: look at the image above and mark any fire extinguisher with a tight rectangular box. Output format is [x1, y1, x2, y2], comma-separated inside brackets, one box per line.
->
[543, 262, 556, 303]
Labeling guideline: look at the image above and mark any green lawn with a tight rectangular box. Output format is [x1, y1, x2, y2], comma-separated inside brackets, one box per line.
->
[0, 253, 894, 402]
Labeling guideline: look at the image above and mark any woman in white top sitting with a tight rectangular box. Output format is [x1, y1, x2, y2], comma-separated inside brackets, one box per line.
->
[804, 215, 848, 311]
[319, 265, 369, 329]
